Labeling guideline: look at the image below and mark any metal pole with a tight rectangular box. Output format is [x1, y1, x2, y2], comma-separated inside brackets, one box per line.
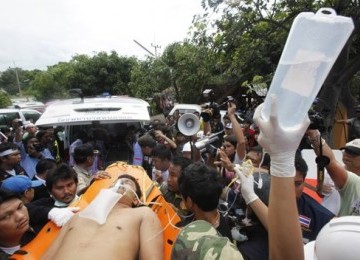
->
[133, 40, 156, 57]
[13, 62, 21, 97]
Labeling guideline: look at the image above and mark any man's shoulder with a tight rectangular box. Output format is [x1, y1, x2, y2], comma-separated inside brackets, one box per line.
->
[299, 193, 334, 218]
[0, 249, 9, 260]
[14, 165, 27, 175]
[342, 171, 360, 189]
[135, 205, 155, 213]
[70, 139, 82, 150]
[22, 155, 37, 164]
[27, 197, 54, 207]
[134, 205, 160, 219]
[159, 184, 182, 207]
[73, 165, 90, 177]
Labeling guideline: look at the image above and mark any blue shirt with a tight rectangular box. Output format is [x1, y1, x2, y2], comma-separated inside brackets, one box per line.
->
[21, 150, 54, 179]
[132, 141, 143, 166]
[297, 193, 334, 243]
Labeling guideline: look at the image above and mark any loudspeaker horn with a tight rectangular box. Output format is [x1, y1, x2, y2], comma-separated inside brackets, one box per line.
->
[177, 113, 200, 136]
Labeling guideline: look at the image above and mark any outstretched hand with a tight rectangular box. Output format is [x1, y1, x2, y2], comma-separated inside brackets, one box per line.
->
[253, 95, 310, 177]
[48, 207, 80, 227]
[253, 95, 310, 155]
[234, 163, 258, 205]
[213, 148, 234, 171]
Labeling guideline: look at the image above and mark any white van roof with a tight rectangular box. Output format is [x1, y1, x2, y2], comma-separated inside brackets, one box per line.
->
[36, 96, 150, 126]
[168, 104, 202, 116]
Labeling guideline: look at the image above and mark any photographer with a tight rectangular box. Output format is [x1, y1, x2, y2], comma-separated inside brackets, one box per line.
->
[200, 89, 222, 136]
[20, 137, 54, 179]
[213, 102, 246, 185]
[11, 118, 24, 143]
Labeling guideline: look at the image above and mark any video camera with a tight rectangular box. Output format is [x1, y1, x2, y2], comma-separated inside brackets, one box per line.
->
[194, 130, 224, 157]
[308, 98, 330, 133]
[200, 89, 220, 122]
[219, 96, 236, 109]
[308, 111, 325, 131]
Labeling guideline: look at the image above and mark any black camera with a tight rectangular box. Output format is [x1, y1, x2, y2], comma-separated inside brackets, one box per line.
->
[308, 111, 325, 131]
[205, 143, 218, 158]
[203, 89, 216, 101]
[33, 143, 45, 152]
[201, 89, 221, 122]
[307, 98, 331, 133]
[226, 96, 235, 103]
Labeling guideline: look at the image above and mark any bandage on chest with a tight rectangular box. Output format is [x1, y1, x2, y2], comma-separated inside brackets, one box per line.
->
[79, 188, 122, 225]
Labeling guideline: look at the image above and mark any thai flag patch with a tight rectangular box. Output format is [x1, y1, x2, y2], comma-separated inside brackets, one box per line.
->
[299, 215, 311, 228]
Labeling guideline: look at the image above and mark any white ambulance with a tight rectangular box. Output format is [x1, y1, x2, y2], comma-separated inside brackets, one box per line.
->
[36, 95, 151, 164]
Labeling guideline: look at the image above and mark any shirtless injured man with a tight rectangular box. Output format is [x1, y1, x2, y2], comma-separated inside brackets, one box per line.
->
[42, 174, 163, 260]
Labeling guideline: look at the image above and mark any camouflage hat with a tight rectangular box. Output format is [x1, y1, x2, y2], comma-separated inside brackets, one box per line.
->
[171, 220, 243, 260]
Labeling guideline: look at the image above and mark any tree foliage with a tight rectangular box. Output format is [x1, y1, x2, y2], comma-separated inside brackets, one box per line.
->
[162, 42, 215, 103]
[0, 91, 12, 108]
[68, 51, 138, 96]
[190, 0, 360, 141]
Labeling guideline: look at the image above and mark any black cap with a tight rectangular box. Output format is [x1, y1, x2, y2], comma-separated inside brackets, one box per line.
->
[340, 139, 360, 156]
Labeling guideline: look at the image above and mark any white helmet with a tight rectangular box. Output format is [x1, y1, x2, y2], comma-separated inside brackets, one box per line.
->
[304, 216, 360, 260]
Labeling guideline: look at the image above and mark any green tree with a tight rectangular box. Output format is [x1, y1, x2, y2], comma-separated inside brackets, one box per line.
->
[129, 57, 166, 99]
[28, 62, 74, 101]
[68, 51, 138, 96]
[192, 0, 360, 142]
[0, 91, 12, 108]
[161, 42, 215, 103]
[0, 67, 24, 96]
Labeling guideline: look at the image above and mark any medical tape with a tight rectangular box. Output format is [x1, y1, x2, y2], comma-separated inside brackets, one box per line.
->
[78, 187, 122, 225]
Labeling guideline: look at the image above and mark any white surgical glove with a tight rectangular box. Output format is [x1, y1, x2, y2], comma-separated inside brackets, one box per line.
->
[231, 226, 248, 242]
[48, 207, 80, 227]
[253, 96, 310, 177]
[234, 164, 258, 205]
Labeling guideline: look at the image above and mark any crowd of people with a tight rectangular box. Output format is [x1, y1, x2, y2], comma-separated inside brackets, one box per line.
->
[0, 99, 360, 259]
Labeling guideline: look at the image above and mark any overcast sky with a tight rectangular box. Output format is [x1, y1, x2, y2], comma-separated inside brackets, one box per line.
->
[0, 0, 204, 71]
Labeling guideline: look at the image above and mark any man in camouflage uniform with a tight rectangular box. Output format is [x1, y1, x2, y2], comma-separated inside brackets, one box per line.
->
[171, 220, 243, 259]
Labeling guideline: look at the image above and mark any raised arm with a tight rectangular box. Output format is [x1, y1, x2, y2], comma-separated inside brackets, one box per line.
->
[253, 97, 308, 260]
[234, 164, 269, 230]
[307, 129, 347, 189]
[154, 130, 177, 150]
[228, 102, 246, 161]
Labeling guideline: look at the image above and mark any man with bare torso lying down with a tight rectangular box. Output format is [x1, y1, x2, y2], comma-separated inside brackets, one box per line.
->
[42, 174, 163, 260]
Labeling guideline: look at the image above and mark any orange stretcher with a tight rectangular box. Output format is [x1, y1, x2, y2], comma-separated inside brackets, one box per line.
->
[12, 162, 181, 260]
